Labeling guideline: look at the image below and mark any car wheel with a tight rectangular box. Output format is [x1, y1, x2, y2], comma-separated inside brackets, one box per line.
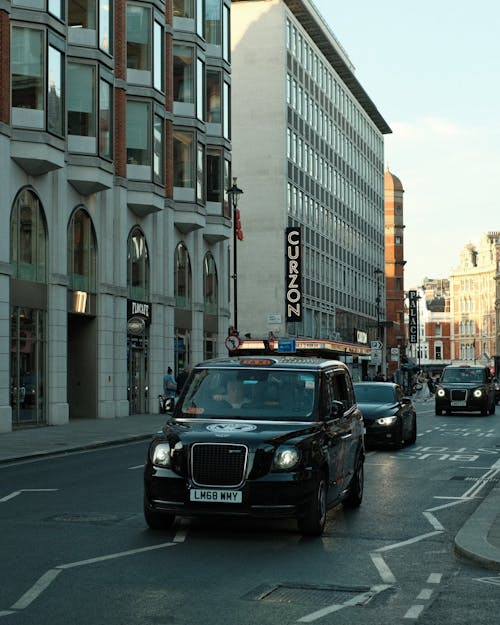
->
[489, 401, 496, 415]
[407, 415, 417, 445]
[435, 407, 442, 416]
[481, 405, 488, 416]
[396, 422, 405, 448]
[446, 410, 452, 416]
[144, 504, 175, 530]
[343, 456, 364, 508]
[297, 472, 327, 537]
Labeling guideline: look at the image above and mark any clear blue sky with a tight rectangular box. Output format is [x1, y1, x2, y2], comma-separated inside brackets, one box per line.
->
[313, 0, 500, 288]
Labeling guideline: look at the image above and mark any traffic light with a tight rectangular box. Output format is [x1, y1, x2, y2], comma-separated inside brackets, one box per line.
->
[235, 209, 243, 241]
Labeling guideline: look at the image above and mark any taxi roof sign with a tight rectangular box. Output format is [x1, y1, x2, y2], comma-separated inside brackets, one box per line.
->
[240, 358, 275, 366]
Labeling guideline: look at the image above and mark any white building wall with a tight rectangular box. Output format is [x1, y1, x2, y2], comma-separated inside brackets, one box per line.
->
[231, 1, 289, 338]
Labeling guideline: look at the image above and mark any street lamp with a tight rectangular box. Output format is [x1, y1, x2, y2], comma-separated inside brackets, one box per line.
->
[226, 177, 244, 332]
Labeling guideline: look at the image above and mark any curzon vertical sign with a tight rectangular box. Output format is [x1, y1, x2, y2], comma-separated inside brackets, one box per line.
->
[285, 227, 302, 322]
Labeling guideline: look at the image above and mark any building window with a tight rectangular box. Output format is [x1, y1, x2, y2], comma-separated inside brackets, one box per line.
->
[207, 149, 222, 203]
[174, 0, 194, 18]
[127, 227, 150, 301]
[204, 252, 218, 315]
[10, 189, 47, 283]
[435, 343, 442, 360]
[67, 208, 97, 295]
[205, 0, 221, 45]
[47, 45, 64, 136]
[127, 4, 150, 82]
[173, 44, 195, 114]
[99, 78, 113, 159]
[153, 21, 164, 92]
[175, 243, 192, 309]
[435, 323, 442, 337]
[153, 114, 164, 184]
[197, 58, 205, 121]
[222, 2, 230, 61]
[207, 69, 221, 123]
[126, 100, 151, 179]
[197, 143, 205, 203]
[68, 62, 96, 153]
[68, 0, 110, 50]
[11, 27, 44, 129]
[223, 81, 230, 139]
[173, 130, 195, 201]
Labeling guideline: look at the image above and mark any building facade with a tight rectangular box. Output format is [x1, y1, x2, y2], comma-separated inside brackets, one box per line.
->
[230, 0, 391, 373]
[1, 0, 233, 432]
[449, 234, 500, 367]
[384, 167, 405, 379]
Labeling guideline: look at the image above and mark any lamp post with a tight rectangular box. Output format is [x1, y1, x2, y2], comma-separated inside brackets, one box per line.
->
[374, 269, 383, 341]
[226, 177, 244, 332]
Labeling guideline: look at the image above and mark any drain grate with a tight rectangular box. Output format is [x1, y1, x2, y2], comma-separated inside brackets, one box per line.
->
[250, 583, 371, 607]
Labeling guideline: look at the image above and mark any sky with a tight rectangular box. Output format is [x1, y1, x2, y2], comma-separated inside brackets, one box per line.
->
[312, 0, 500, 288]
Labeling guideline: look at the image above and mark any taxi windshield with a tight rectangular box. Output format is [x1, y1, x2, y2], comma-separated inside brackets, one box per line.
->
[441, 368, 484, 384]
[179, 367, 317, 421]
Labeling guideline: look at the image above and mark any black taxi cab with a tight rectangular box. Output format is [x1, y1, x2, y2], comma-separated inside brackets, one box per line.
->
[143, 356, 365, 536]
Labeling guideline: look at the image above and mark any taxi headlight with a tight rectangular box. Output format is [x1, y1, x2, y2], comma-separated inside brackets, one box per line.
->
[473, 389, 483, 398]
[437, 388, 446, 397]
[151, 442, 171, 467]
[273, 446, 299, 470]
[376, 416, 398, 426]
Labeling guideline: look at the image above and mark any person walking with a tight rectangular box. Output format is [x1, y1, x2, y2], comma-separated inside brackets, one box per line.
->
[163, 367, 177, 399]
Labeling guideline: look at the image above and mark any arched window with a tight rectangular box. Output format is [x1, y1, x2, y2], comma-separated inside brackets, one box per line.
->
[127, 227, 150, 301]
[67, 208, 97, 293]
[204, 252, 218, 315]
[10, 188, 47, 282]
[174, 242, 191, 309]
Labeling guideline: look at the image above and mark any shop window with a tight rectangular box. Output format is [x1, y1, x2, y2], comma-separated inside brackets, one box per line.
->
[10, 189, 47, 283]
[127, 227, 150, 302]
[175, 243, 192, 310]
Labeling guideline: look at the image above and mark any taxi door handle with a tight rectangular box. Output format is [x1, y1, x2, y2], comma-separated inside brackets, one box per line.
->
[341, 433, 352, 440]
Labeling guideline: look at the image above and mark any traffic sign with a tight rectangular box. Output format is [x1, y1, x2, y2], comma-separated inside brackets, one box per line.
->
[371, 340, 382, 350]
[277, 338, 296, 353]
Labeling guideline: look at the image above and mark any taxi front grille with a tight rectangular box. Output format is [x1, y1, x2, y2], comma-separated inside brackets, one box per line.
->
[191, 443, 248, 487]
[450, 389, 467, 401]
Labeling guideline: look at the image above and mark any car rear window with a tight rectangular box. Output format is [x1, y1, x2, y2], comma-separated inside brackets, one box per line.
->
[354, 384, 395, 403]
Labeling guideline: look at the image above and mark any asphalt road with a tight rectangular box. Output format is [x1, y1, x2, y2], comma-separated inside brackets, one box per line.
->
[1, 403, 499, 625]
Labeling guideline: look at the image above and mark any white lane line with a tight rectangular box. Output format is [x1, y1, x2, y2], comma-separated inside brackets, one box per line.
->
[0, 489, 58, 503]
[423, 512, 444, 531]
[374, 530, 443, 553]
[297, 585, 391, 622]
[427, 573, 442, 584]
[404, 604, 425, 619]
[56, 542, 175, 569]
[128, 464, 144, 470]
[10, 569, 62, 610]
[417, 588, 433, 600]
[3, 542, 176, 617]
[370, 553, 396, 584]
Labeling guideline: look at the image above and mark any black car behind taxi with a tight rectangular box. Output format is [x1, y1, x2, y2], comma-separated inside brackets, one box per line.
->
[144, 356, 365, 536]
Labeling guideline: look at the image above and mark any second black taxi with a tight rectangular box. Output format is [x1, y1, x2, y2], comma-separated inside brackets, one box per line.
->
[144, 356, 365, 536]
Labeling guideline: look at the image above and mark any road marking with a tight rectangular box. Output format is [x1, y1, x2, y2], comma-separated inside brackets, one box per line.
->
[1, 542, 176, 617]
[370, 553, 396, 583]
[128, 464, 144, 470]
[417, 588, 433, 600]
[374, 530, 443, 553]
[404, 604, 425, 619]
[297, 585, 392, 622]
[427, 573, 442, 584]
[0, 489, 58, 503]
[423, 512, 444, 531]
[11, 569, 62, 610]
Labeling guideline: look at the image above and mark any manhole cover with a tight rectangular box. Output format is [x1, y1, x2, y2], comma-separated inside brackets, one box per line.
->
[249, 583, 371, 607]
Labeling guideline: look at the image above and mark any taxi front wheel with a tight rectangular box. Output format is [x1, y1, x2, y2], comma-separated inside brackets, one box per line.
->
[144, 505, 175, 531]
[297, 473, 327, 537]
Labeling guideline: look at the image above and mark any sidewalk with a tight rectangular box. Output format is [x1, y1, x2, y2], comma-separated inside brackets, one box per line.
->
[1, 414, 500, 570]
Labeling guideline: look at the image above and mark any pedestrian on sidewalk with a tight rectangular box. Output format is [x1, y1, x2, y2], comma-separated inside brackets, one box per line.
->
[163, 367, 177, 399]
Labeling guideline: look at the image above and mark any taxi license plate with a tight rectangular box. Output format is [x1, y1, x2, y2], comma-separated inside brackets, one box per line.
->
[190, 489, 242, 503]
[451, 401, 466, 406]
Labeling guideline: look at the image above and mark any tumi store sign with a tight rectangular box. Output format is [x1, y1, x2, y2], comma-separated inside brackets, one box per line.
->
[285, 227, 302, 322]
[127, 299, 152, 335]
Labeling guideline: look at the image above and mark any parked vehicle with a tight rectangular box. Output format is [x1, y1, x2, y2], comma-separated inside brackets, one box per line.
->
[144, 356, 365, 536]
[434, 365, 495, 416]
[354, 382, 417, 448]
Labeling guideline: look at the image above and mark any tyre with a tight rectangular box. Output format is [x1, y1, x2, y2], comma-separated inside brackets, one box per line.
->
[297, 473, 327, 536]
[489, 401, 496, 415]
[481, 405, 488, 416]
[343, 456, 364, 508]
[435, 407, 442, 416]
[144, 504, 175, 530]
